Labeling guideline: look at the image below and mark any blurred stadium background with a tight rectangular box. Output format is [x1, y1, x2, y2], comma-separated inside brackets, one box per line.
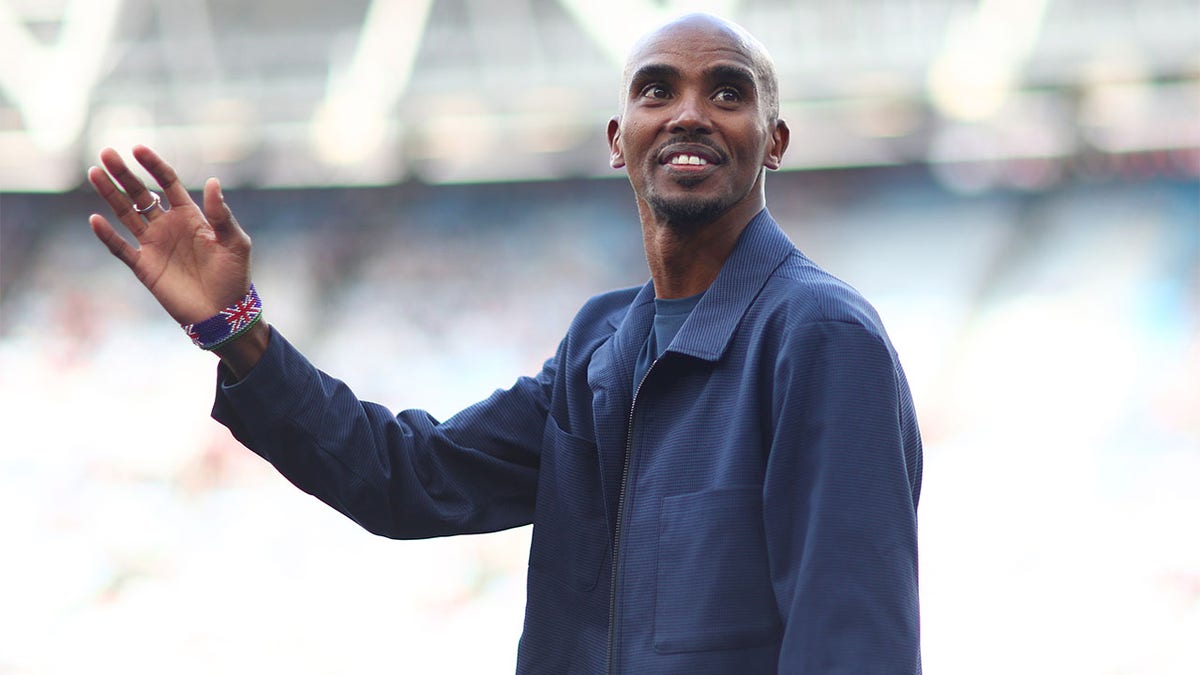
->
[0, 0, 1197, 672]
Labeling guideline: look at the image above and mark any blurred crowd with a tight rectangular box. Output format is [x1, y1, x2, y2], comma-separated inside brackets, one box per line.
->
[1, 169, 1197, 673]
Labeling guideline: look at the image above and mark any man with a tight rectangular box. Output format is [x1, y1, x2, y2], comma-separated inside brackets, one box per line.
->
[89, 13, 921, 674]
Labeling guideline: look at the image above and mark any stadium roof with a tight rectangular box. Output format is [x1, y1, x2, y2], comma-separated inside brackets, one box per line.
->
[1, 0, 1196, 190]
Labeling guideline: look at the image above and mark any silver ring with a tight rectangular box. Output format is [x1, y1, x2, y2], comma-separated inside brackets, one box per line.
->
[133, 191, 161, 215]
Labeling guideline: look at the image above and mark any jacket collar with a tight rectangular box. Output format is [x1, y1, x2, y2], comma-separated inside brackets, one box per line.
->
[663, 208, 795, 362]
[590, 208, 795, 403]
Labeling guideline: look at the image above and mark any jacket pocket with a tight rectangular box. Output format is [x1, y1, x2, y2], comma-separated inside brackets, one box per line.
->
[528, 416, 608, 592]
[654, 487, 782, 653]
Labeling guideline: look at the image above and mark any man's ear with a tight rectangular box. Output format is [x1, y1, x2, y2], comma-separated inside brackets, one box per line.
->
[607, 116, 625, 169]
[763, 118, 790, 170]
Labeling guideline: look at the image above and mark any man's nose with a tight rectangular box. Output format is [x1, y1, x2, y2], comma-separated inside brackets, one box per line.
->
[668, 93, 712, 134]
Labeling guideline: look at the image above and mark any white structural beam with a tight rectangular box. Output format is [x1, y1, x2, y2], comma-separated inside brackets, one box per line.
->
[311, 0, 435, 166]
[926, 0, 1050, 121]
[0, 0, 124, 152]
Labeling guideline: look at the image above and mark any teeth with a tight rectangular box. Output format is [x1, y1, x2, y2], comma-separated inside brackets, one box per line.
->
[670, 154, 708, 166]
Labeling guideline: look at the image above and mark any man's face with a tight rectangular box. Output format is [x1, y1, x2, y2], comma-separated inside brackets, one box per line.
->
[608, 18, 786, 229]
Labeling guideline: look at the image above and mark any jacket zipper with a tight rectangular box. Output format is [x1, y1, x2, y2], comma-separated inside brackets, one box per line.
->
[606, 358, 658, 674]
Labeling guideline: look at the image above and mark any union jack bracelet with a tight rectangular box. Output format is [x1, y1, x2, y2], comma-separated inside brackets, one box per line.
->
[182, 284, 263, 350]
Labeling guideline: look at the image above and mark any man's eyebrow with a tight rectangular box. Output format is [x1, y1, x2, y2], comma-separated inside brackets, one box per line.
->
[628, 63, 682, 90]
[706, 64, 757, 91]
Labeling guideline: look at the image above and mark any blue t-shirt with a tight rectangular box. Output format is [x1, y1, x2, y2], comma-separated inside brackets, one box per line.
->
[632, 291, 704, 393]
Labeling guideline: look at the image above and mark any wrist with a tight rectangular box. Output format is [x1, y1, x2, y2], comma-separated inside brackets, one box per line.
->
[213, 319, 270, 380]
[179, 283, 269, 380]
[182, 284, 263, 350]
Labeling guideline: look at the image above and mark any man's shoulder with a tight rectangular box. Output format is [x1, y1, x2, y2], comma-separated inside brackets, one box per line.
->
[758, 250, 889, 337]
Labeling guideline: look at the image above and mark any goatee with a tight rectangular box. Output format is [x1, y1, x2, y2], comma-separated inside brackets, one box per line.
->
[645, 182, 733, 232]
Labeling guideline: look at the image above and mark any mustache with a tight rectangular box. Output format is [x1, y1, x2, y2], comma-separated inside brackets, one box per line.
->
[654, 135, 727, 163]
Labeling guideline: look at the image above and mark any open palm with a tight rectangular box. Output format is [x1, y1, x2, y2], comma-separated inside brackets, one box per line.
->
[88, 146, 253, 326]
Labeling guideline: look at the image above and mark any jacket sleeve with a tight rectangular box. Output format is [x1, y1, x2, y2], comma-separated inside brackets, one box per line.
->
[764, 320, 923, 674]
[211, 327, 550, 539]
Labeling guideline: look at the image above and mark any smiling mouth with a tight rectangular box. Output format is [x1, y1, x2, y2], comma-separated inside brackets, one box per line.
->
[668, 153, 710, 166]
[658, 142, 723, 169]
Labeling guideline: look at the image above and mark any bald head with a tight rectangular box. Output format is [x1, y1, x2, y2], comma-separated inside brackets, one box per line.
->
[620, 13, 780, 122]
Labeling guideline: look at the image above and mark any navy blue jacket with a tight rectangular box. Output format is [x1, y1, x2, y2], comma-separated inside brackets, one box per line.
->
[213, 209, 923, 673]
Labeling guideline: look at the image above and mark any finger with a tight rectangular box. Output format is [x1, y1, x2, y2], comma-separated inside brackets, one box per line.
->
[202, 177, 243, 240]
[88, 165, 149, 238]
[99, 147, 161, 216]
[89, 213, 140, 270]
[132, 144, 192, 209]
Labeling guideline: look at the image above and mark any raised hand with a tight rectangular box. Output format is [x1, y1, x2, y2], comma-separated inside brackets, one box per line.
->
[88, 145, 253, 326]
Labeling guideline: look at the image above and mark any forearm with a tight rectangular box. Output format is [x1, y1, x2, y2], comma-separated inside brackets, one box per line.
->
[212, 328, 545, 538]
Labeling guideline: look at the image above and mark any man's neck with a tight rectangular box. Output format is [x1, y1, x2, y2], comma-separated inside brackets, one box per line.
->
[639, 201, 763, 300]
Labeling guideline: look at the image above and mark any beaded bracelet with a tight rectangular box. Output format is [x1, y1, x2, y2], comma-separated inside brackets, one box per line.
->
[182, 284, 263, 350]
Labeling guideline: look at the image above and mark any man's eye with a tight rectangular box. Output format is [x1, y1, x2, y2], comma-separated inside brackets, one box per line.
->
[641, 85, 670, 99]
[714, 88, 740, 103]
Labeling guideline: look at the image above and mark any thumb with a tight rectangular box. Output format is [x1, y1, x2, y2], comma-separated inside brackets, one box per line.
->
[202, 177, 243, 240]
